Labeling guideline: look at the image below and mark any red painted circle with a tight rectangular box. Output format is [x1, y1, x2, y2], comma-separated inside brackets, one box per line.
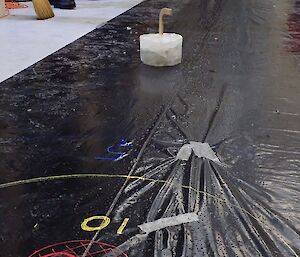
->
[29, 240, 128, 257]
[43, 253, 75, 257]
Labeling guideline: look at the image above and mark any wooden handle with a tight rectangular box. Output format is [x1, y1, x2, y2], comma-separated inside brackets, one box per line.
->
[159, 8, 173, 35]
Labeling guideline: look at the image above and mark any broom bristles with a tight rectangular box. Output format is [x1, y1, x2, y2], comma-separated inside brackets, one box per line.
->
[32, 0, 54, 20]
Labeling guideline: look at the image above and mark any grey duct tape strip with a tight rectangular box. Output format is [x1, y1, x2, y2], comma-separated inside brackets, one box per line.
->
[138, 213, 199, 234]
[176, 141, 221, 164]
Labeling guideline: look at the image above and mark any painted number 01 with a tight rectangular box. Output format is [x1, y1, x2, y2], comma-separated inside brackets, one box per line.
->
[81, 216, 129, 235]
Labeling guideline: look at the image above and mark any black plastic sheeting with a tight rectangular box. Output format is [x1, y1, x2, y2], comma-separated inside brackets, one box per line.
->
[0, 0, 299, 256]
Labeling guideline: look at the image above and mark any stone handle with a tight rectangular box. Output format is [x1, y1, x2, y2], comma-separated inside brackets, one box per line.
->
[159, 8, 173, 35]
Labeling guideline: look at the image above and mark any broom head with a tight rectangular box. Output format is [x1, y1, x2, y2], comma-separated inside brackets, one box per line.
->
[32, 0, 54, 20]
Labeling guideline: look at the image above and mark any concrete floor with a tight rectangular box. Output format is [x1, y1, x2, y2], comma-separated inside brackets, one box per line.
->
[0, 0, 142, 82]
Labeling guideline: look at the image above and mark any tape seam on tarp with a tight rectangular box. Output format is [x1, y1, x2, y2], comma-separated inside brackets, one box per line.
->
[176, 141, 221, 164]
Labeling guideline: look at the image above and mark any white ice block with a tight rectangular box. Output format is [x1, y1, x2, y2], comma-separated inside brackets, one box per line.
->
[140, 33, 183, 67]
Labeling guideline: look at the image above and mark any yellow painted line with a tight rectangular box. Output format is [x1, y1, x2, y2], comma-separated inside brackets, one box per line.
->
[117, 218, 130, 235]
[0, 173, 298, 257]
[0, 174, 145, 189]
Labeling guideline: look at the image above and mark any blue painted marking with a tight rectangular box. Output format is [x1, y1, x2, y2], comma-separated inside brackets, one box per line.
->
[95, 139, 133, 162]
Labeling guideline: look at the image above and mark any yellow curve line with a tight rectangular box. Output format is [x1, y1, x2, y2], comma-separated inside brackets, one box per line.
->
[0, 174, 144, 189]
[0, 173, 298, 257]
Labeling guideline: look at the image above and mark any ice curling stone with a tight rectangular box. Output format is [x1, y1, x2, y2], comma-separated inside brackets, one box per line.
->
[140, 8, 183, 67]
